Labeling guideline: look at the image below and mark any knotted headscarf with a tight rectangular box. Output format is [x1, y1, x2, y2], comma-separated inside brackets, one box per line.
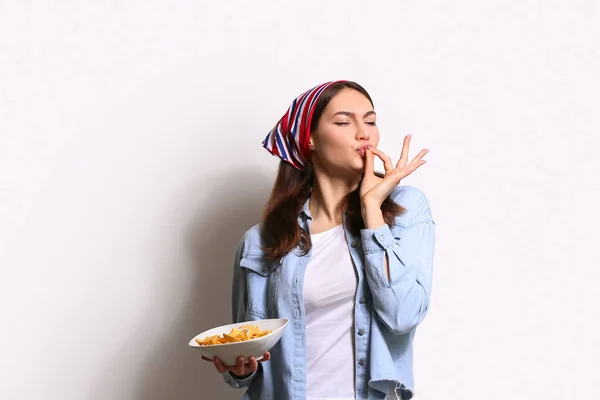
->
[262, 80, 347, 170]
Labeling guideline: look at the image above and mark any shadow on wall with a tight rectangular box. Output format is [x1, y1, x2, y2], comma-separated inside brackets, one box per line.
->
[134, 166, 273, 400]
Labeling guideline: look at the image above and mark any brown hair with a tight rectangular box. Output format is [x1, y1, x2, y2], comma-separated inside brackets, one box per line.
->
[260, 81, 406, 260]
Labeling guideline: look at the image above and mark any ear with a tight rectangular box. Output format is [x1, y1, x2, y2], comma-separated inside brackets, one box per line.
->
[308, 137, 315, 151]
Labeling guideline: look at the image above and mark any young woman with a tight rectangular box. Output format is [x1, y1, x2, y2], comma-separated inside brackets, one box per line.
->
[203, 80, 436, 400]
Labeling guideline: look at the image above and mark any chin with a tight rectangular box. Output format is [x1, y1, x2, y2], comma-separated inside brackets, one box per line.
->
[347, 159, 366, 175]
[319, 157, 364, 178]
[355, 157, 367, 171]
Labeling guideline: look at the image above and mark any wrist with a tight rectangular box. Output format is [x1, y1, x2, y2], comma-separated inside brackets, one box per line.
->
[361, 203, 385, 229]
[360, 196, 382, 210]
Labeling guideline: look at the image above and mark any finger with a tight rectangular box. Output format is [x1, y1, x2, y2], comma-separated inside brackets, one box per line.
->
[235, 356, 245, 376]
[213, 357, 226, 374]
[248, 356, 258, 372]
[369, 147, 394, 171]
[396, 135, 411, 169]
[364, 147, 375, 176]
[395, 159, 427, 180]
[408, 148, 429, 166]
[261, 351, 271, 362]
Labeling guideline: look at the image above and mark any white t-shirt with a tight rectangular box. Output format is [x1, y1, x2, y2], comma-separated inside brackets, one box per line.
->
[303, 224, 358, 400]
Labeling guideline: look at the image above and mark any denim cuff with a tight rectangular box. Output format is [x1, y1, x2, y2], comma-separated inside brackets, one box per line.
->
[360, 224, 395, 254]
[223, 369, 257, 388]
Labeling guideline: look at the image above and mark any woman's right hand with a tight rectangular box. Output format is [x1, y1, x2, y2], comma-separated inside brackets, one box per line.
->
[202, 352, 271, 377]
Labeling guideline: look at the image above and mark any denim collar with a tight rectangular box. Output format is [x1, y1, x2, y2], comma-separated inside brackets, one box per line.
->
[298, 197, 312, 221]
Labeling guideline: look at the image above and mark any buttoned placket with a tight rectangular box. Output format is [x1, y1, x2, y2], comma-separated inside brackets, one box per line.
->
[290, 211, 312, 399]
[343, 212, 370, 400]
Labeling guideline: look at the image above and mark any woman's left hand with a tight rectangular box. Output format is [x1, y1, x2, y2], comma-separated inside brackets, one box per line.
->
[360, 135, 429, 208]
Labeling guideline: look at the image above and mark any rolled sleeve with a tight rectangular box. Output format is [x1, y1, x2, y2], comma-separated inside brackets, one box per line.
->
[360, 186, 436, 335]
[223, 369, 258, 388]
[361, 224, 397, 254]
[361, 224, 398, 290]
[222, 233, 260, 389]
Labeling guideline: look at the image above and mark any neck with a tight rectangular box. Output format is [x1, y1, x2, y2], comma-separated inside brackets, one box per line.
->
[308, 168, 361, 230]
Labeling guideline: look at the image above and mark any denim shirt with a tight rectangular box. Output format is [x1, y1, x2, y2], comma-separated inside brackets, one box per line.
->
[222, 185, 436, 400]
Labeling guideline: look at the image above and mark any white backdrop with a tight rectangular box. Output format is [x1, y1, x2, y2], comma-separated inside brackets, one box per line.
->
[1, 1, 599, 399]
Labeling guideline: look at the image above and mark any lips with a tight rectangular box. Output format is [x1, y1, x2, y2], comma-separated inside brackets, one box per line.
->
[357, 144, 373, 156]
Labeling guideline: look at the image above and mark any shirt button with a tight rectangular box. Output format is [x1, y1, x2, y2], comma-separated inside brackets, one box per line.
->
[359, 297, 366, 304]
[351, 241, 357, 248]
[358, 358, 366, 366]
[262, 267, 268, 273]
[378, 234, 385, 241]
[358, 328, 365, 336]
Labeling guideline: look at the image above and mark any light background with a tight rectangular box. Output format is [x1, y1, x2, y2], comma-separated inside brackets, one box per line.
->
[1, 1, 599, 399]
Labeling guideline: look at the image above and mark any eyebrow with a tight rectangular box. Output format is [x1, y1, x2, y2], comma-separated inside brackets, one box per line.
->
[332, 110, 377, 118]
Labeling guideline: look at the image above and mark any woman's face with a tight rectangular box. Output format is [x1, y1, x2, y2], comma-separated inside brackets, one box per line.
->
[309, 88, 380, 176]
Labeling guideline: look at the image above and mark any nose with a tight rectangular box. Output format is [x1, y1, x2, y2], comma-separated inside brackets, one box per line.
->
[356, 124, 370, 141]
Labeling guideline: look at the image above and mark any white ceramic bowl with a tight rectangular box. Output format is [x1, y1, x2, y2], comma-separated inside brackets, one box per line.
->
[189, 318, 288, 366]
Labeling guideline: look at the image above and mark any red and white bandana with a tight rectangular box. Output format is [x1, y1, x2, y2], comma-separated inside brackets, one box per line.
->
[262, 80, 347, 170]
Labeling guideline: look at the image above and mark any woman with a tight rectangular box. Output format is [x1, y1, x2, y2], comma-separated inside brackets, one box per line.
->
[203, 80, 436, 400]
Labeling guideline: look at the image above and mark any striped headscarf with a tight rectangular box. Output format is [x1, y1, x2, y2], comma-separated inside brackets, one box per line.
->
[262, 80, 347, 171]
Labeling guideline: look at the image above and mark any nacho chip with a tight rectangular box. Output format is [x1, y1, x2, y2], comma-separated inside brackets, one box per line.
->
[195, 325, 273, 346]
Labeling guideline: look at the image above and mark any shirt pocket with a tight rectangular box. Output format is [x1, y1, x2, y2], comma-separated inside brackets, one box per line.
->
[239, 254, 280, 320]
